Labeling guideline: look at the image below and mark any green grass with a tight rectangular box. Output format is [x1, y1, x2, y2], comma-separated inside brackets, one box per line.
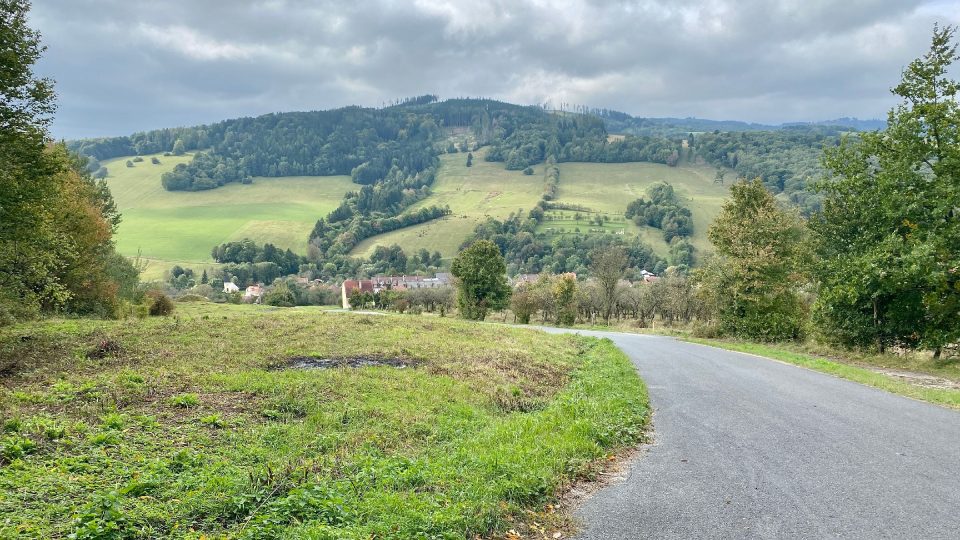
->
[103, 153, 355, 279]
[554, 162, 729, 255]
[0, 304, 648, 538]
[684, 338, 960, 409]
[352, 151, 729, 259]
[352, 149, 545, 259]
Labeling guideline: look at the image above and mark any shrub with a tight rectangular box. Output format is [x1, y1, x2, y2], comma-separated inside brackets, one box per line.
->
[124, 160, 133, 168]
[150, 157, 160, 164]
[522, 166, 534, 175]
[146, 292, 174, 316]
[132, 156, 143, 162]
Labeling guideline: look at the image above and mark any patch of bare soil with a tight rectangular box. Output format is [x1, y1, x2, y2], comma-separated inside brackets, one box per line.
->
[867, 367, 960, 390]
[282, 356, 417, 370]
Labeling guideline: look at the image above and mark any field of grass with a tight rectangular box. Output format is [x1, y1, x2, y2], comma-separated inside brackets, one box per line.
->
[352, 149, 545, 259]
[103, 153, 355, 280]
[352, 151, 729, 260]
[553, 162, 729, 255]
[0, 304, 648, 538]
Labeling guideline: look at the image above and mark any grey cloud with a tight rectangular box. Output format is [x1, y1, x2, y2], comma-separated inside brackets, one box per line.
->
[29, 0, 960, 139]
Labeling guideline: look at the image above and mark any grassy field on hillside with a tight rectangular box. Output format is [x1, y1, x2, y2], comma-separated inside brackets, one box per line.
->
[553, 162, 729, 254]
[353, 151, 729, 259]
[103, 153, 354, 279]
[0, 305, 648, 538]
[352, 149, 544, 259]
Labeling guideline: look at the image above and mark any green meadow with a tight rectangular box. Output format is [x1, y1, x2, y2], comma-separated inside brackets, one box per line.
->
[103, 153, 354, 279]
[0, 304, 648, 538]
[353, 150, 729, 259]
[552, 162, 729, 254]
[103, 150, 728, 275]
[351, 149, 545, 259]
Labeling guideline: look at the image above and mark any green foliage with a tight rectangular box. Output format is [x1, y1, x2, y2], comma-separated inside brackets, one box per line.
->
[0, 6, 138, 323]
[263, 281, 296, 307]
[168, 393, 200, 408]
[624, 182, 694, 243]
[812, 25, 960, 355]
[68, 491, 130, 540]
[466, 211, 664, 278]
[552, 273, 578, 326]
[451, 240, 511, 320]
[151, 108, 439, 192]
[694, 126, 842, 213]
[590, 247, 628, 324]
[510, 283, 538, 324]
[698, 179, 810, 340]
[146, 292, 174, 316]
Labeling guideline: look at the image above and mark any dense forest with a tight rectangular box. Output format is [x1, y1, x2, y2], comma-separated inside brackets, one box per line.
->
[692, 127, 846, 212]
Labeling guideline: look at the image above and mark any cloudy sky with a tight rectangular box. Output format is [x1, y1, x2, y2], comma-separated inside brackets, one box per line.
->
[32, 0, 960, 139]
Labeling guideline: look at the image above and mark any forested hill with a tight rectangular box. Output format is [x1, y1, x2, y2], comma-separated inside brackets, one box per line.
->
[66, 97, 880, 215]
[67, 98, 683, 193]
[586, 107, 885, 136]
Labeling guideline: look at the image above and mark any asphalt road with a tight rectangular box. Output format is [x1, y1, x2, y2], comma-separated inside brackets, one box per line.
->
[538, 329, 960, 539]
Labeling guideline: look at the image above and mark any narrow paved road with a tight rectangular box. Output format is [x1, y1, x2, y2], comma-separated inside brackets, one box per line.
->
[539, 329, 960, 539]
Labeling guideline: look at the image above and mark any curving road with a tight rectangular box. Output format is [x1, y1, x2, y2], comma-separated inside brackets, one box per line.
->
[538, 329, 960, 539]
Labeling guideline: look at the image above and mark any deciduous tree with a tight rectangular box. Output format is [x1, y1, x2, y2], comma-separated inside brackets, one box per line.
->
[451, 240, 511, 320]
[813, 25, 960, 356]
[698, 179, 810, 340]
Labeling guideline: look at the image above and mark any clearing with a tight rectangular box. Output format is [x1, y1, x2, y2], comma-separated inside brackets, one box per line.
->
[352, 151, 729, 259]
[102, 153, 354, 279]
[351, 149, 544, 259]
[0, 304, 648, 538]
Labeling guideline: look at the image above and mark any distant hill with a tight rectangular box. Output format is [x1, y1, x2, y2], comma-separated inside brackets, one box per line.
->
[583, 107, 885, 136]
[68, 97, 857, 278]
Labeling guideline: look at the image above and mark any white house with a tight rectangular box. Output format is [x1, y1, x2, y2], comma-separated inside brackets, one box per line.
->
[223, 281, 239, 293]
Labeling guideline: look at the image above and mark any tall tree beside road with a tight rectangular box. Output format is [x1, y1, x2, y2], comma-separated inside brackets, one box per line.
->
[813, 25, 960, 357]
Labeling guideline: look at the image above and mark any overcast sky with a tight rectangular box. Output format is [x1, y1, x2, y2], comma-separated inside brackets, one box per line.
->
[32, 0, 960, 139]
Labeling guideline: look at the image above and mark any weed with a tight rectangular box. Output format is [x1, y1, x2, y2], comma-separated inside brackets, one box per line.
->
[169, 393, 200, 408]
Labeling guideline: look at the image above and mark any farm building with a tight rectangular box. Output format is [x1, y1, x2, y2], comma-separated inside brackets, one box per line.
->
[341, 274, 452, 308]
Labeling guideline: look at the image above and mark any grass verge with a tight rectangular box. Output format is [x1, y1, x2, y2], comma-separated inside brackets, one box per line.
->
[684, 338, 960, 409]
[0, 304, 648, 538]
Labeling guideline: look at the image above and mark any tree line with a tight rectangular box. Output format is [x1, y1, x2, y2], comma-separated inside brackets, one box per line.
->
[1, 2, 141, 324]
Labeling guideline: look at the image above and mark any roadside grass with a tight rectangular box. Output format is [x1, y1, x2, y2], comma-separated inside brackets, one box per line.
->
[509, 312, 960, 409]
[0, 304, 648, 538]
[683, 338, 960, 409]
[102, 153, 354, 278]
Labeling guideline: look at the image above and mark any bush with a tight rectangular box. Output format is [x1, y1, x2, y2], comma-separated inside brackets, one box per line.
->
[146, 292, 174, 316]
[150, 157, 160, 165]
[125, 160, 133, 168]
[522, 166, 534, 175]
[132, 156, 143, 162]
